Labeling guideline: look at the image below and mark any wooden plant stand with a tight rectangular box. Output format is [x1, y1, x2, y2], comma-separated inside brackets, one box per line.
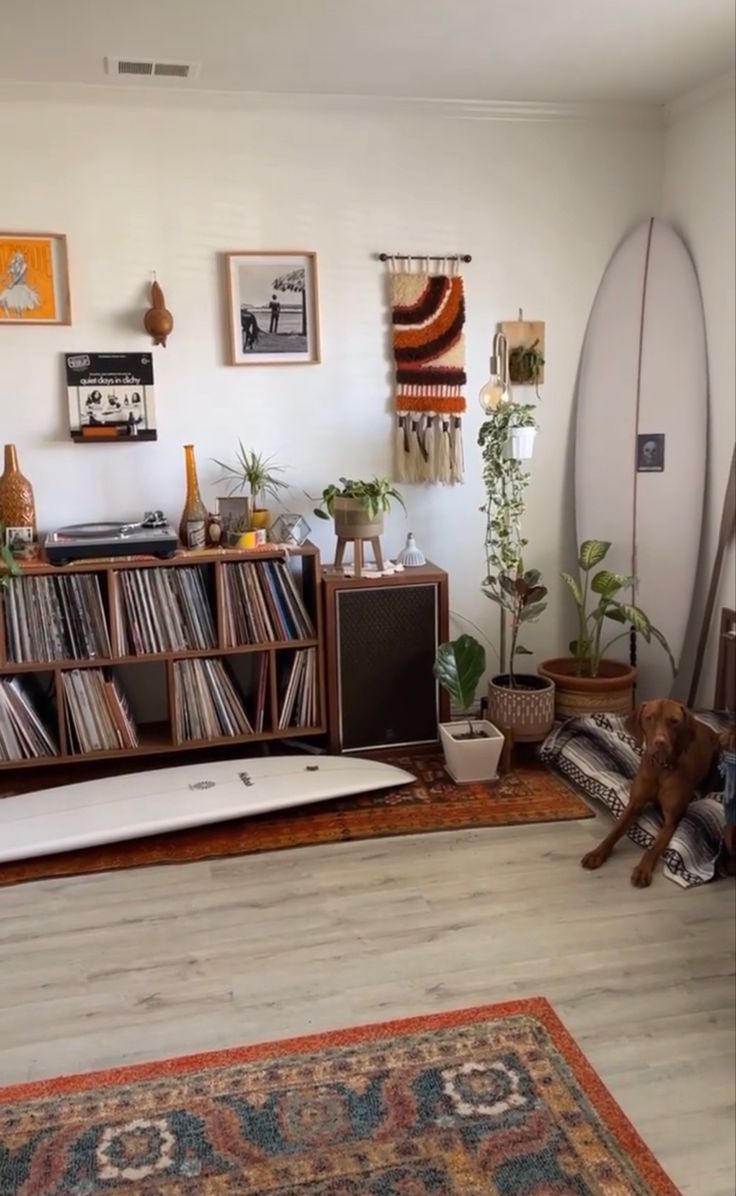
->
[333, 536, 384, 578]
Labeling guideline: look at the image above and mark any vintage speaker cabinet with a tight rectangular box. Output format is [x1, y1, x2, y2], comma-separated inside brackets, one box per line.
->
[322, 563, 449, 752]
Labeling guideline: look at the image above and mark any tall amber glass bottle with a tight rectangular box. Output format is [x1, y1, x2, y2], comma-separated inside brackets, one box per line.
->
[179, 445, 207, 549]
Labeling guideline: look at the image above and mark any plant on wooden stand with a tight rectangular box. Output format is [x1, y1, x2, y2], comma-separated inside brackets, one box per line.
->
[312, 477, 406, 524]
[540, 539, 675, 718]
[478, 402, 555, 742]
[433, 634, 505, 782]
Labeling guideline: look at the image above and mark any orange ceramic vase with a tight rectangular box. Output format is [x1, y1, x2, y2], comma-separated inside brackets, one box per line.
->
[0, 444, 36, 537]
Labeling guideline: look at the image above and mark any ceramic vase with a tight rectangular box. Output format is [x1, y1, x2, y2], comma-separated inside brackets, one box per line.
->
[0, 444, 36, 540]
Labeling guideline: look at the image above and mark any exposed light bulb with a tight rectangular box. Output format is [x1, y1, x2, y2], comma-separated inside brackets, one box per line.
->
[479, 376, 513, 413]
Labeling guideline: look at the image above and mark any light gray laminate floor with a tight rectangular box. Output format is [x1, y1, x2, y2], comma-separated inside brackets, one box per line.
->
[0, 809, 734, 1195]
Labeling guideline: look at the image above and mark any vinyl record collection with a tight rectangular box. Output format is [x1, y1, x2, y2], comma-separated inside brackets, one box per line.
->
[62, 669, 139, 753]
[116, 567, 216, 654]
[0, 676, 57, 761]
[222, 560, 315, 645]
[174, 657, 257, 741]
[278, 649, 318, 730]
[4, 574, 111, 663]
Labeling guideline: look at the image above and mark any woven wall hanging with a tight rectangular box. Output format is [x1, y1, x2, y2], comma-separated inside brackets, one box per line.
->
[387, 256, 467, 484]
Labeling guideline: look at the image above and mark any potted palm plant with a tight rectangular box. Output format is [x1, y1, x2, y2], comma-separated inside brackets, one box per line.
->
[434, 634, 505, 782]
[539, 538, 675, 717]
[213, 443, 289, 533]
[478, 407, 555, 742]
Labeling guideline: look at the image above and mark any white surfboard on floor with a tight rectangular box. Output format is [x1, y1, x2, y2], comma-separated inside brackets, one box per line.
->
[0, 755, 416, 863]
[575, 217, 707, 698]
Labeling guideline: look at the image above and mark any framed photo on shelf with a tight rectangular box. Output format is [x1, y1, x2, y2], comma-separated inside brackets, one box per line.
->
[0, 232, 71, 325]
[224, 251, 320, 366]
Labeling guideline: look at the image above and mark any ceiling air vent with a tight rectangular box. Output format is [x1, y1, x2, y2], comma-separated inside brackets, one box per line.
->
[105, 57, 200, 81]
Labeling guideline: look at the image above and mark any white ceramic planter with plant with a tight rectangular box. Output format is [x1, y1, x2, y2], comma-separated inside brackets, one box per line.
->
[478, 399, 554, 741]
[433, 634, 505, 783]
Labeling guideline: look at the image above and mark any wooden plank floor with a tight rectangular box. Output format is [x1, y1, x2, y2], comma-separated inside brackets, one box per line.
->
[0, 810, 733, 1196]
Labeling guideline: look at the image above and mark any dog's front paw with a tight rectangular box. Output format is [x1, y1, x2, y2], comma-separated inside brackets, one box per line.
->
[630, 863, 653, 888]
[581, 848, 608, 871]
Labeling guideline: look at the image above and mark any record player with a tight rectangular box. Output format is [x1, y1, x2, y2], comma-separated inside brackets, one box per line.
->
[45, 511, 178, 565]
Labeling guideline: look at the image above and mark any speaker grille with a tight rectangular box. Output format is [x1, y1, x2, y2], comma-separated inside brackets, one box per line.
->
[336, 584, 438, 750]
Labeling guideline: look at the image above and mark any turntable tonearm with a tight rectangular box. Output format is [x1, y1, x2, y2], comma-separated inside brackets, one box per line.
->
[45, 511, 178, 565]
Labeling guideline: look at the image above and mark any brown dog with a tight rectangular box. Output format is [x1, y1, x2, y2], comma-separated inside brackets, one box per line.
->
[581, 699, 723, 887]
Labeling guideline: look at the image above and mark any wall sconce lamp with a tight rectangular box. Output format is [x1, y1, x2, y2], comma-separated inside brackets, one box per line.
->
[478, 331, 513, 413]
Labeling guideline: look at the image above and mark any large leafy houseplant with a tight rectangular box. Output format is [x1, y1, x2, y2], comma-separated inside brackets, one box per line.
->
[433, 634, 486, 737]
[312, 477, 406, 521]
[562, 539, 675, 678]
[478, 402, 547, 687]
[213, 443, 289, 508]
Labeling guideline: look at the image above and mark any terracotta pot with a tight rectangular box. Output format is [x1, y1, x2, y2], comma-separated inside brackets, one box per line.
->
[333, 497, 384, 541]
[538, 657, 637, 719]
[487, 673, 555, 743]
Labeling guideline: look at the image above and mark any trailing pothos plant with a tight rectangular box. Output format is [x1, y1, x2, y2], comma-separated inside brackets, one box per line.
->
[433, 634, 486, 737]
[312, 477, 406, 522]
[508, 339, 545, 398]
[562, 539, 675, 678]
[478, 402, 546, 687]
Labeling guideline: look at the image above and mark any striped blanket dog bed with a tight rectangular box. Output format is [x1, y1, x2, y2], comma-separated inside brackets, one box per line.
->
[540, 712, 727, 888]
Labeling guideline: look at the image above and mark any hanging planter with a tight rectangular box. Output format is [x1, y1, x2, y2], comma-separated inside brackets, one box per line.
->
[503, 424, 537, 460]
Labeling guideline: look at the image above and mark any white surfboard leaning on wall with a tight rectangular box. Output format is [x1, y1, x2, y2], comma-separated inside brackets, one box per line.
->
[0, 755, 415, 863]
[575, 217, 707, 699]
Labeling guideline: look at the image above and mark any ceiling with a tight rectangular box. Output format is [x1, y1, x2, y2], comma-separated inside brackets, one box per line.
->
[1, 0, 734, 106]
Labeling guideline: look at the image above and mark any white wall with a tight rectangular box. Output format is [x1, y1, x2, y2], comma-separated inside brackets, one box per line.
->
[0, 96, 662, 672]
[661, 82, 736, 707]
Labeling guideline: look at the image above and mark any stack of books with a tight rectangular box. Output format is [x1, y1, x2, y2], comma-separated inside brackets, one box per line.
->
[222, 560, 315, 645]
[4, 575, 111, 663]
[117, 568, 216, 654]
[0, 676, 58, 761]
[62, 669, 139, 753]
[174, 657, 255, 741]
[278, 648, 318, 730]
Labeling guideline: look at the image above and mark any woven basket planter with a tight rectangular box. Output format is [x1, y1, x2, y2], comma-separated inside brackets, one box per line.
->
[538, 658, 637, 720]
[487, 673, 555, 743]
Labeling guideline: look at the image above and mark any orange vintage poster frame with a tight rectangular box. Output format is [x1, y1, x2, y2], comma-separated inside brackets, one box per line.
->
[0, 232, 71, 325]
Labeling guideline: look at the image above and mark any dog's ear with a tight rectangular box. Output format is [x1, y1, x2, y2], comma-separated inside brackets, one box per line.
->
[625, 703, 645, 746]
[675, 703, 696, 749]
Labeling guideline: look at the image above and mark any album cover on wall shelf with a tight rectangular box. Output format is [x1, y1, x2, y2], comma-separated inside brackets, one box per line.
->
[65, 352, 157, 442]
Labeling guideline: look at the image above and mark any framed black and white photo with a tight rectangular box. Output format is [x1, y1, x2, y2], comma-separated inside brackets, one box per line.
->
[224, 251, 320, 366]
[65, 352, 157, 442]
[637, 433, 665, 473]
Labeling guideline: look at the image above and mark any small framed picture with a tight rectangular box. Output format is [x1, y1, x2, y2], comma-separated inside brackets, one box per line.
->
[217, 495, 250, 541]
[5, 526, 34, 555]
[223, 251, 320, 366]
[637, 433, 665, 473]
[0, 232, 71, 325]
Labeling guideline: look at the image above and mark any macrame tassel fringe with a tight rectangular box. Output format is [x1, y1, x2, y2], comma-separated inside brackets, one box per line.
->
[395, 413, 464, 484]
[450, 416, 464, 484]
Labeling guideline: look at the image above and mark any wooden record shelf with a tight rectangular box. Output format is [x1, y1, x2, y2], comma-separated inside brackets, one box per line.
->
[0, 544, 326, 771]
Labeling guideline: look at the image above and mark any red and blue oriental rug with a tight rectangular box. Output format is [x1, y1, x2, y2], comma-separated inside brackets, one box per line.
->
[0, 998, 679, 1194]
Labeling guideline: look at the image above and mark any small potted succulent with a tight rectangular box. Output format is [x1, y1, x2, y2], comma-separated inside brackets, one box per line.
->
[539, 538, 675, 717]
[213, 443, 289, 532]
[433, 634, 505, 782]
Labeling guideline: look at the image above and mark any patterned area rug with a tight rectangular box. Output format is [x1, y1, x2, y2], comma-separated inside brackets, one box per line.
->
[0, 752, 591, 888]
[0, 998, 679, 1195]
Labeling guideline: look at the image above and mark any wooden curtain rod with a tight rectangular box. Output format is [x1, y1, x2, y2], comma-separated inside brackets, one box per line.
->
[377, 253, 472, 262]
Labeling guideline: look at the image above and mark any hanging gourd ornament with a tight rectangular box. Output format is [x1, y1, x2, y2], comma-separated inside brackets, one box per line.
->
[144, 274, 174, 346]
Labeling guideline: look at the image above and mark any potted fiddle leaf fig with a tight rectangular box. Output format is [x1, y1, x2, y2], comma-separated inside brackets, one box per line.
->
[539, 538, 676, 718]
[433, 634, 505, 782]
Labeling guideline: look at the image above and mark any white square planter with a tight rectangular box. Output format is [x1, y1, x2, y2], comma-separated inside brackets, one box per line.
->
[439, 720, 505, 783]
